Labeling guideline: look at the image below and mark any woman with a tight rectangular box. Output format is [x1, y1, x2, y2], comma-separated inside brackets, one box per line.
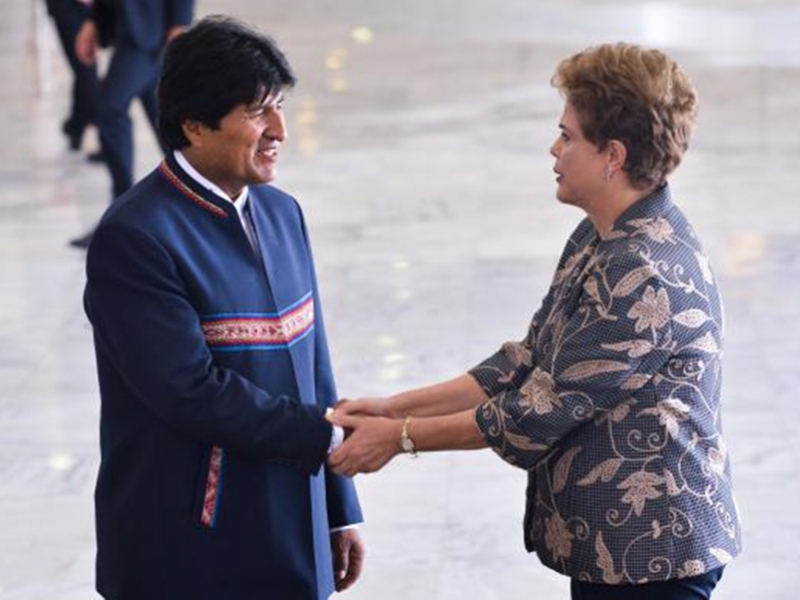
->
[328, 43, 741, 599]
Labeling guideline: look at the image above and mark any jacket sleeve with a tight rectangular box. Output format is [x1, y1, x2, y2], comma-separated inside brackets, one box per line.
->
[297, 209, 363, 528]
[468, 308, 542, 398]
[85, 220, 331, 476]
[475, 252, 675, 470]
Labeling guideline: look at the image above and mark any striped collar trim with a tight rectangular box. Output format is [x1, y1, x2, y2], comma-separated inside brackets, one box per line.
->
[158, 159, 229, 219]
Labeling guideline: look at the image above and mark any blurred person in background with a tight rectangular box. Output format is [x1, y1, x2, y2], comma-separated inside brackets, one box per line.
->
[69, 0, 194, 248]
[44, 0, 99, 151]
[329, 42, 741, 600]
[83, 16, 363, 600]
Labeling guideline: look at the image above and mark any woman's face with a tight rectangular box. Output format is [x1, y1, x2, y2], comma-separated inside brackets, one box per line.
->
[549, 103, 608, 210]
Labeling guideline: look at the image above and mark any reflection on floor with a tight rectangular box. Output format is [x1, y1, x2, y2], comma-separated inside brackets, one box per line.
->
[1, 0, 798, 598]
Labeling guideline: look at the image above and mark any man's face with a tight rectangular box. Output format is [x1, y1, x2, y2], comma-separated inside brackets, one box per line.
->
[549, 102, 608, 210]
[194, 91, 287, 197]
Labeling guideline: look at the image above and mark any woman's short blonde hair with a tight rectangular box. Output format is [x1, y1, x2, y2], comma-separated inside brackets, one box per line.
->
[551, 43, 697, 190]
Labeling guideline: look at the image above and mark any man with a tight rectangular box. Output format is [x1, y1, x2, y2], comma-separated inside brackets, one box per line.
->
[44, 0, 99, 151]
[84, 16, 364, 600]
[70, 0, 195, 248]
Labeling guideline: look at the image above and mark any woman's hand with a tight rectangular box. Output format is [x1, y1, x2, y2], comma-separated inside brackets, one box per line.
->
[335, 396, 396, 419]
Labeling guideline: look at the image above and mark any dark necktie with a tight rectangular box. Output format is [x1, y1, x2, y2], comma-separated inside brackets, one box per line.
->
[242, 198, 262, 262]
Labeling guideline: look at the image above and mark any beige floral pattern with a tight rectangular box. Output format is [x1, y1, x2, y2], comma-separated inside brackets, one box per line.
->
[501, 340, 533, 368]
[601, 339, 654, 358]
[685, 331, 720, 355]
[618, 471, 665, 517]
[695, 251, 714, 284]
[708, 440, 728, 477]
[519, 368, 561, 414]
[472, 186, 741, 584]
[544, 514, 575, 561]
[628, 286, 671, 333]
[628, 217, 677, 244]
[677, 559, 706, 578]
[638, 398, 691, 439]
[596, 532, 624, 584]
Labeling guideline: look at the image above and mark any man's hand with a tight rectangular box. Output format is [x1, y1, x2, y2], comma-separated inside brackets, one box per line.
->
[330, 528, 365, 592]
[327, 413, 403, 477]
[75, 20, 99, 66]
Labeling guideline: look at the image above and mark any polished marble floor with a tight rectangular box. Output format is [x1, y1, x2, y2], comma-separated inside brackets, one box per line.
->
[1, 0, 798, 598]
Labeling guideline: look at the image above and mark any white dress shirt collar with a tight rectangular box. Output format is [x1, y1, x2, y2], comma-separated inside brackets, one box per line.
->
[174, 150, 256, 249]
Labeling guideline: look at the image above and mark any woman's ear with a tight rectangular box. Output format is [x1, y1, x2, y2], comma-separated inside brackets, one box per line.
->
[607, 139, 627, 172]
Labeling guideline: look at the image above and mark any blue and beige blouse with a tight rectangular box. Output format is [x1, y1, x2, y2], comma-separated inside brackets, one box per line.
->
[472, 185, 742, 584]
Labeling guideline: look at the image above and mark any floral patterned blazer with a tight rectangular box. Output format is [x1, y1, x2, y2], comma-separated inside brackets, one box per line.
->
[471, 185, 741, 584]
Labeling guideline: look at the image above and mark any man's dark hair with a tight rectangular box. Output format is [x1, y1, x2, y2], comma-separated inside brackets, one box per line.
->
[158, 16, 297, 150]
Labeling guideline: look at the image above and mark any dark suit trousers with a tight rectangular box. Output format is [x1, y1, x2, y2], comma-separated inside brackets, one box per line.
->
[98, 40, 161, 200]
[47, 0, 99, 131]
[571, 568, 724, 600]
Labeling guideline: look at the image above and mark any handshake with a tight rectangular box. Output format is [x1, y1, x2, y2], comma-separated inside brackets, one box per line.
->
[324, 398, 412, 478]
[322, 375, 488, 477]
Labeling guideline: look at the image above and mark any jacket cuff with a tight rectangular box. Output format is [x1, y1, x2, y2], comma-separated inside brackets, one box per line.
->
[468, 349, 516, 397]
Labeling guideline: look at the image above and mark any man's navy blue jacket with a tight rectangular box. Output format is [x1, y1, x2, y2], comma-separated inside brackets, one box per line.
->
[85, 154, 362, 600]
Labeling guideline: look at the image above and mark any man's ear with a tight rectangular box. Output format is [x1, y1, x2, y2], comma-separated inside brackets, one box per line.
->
[181, 120, 206, 148]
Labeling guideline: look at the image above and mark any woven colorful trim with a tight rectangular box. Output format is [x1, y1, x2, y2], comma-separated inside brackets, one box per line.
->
[159, 161, 228, 218]
[200, 446, 224, 528]
[201, 297, 315, 350]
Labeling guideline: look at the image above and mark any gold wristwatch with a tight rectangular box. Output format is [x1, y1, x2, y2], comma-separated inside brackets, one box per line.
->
[400, 416, 418, 457]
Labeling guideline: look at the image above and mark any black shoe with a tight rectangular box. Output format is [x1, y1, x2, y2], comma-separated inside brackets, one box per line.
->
[62, 119, 85, 151]
[69, 229, 95, 249]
